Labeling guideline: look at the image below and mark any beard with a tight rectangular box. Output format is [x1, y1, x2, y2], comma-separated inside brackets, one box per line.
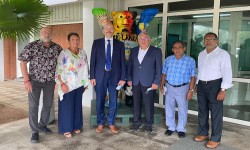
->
[40, 37, 52, 42]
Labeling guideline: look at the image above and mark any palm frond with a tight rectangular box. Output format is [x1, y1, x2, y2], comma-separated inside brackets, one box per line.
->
[0, 0, 51, 40]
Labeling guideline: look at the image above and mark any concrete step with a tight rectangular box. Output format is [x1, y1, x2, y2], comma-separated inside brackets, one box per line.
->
[90, 99, 161, 126]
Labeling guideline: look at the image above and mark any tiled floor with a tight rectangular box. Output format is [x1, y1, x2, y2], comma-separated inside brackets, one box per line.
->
[0, 80, 58, 113]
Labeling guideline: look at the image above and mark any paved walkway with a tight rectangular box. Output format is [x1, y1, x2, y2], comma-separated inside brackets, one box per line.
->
[0, 80, 250, 150]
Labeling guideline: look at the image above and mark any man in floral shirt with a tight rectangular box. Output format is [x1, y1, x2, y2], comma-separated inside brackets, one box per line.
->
[18, 26, 62, 143]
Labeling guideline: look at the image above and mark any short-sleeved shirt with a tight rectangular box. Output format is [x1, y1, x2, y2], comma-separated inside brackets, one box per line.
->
[18, 40, 62, 82]
[162, 54, 196, 85]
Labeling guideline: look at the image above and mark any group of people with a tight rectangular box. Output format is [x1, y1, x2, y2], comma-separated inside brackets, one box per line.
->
[159, 32, 232, 149]
[18, 27, 89, 141]
[18, 23, 232, 149]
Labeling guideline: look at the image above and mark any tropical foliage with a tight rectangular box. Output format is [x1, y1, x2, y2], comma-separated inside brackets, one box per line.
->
[0, 0, 51, 40]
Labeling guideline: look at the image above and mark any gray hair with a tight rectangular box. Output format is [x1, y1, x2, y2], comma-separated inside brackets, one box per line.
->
[138, 30, 150, 40]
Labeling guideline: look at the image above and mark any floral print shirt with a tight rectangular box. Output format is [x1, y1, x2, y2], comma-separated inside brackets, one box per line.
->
[18, 40, 62, 82]
[55, 49, 89, 100]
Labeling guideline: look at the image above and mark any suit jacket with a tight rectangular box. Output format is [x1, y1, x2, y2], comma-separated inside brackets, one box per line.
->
[90, 38, 126, 85]
[127, 46, 162, 87]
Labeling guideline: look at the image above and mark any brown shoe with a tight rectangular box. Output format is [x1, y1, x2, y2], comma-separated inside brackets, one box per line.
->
[109, 125, 119, 134]
[96, 125, 104, 133]
[194, 135, 209, 142]
[206, 141, 220, 149]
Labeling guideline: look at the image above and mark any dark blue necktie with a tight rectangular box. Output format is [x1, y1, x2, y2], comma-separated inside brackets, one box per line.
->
[106, 40, 111, 71]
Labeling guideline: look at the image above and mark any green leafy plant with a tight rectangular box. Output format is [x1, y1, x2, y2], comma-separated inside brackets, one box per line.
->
[0, 0, 51, 40]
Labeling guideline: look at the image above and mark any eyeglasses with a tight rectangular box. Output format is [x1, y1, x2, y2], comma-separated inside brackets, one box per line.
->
[139, 37, 150, 41]
[204, 38, 217, 42]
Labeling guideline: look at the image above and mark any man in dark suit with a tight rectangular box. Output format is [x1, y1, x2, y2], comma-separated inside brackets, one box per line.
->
[90, 23, 126, 134]
[127, 31, 162, 133]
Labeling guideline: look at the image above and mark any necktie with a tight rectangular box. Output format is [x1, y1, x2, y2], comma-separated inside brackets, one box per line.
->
[106, 40, 111, 71]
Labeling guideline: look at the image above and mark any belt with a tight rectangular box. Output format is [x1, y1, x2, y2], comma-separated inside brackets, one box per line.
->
[167, 82, 188, 87]
[105, 69, 111, 72]
[199, 78, 222, 84]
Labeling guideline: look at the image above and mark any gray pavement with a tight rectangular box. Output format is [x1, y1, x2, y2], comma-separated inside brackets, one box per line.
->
[0, 81, 250, 150]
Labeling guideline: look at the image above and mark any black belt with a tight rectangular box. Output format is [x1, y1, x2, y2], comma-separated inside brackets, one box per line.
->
[199, 78, 222, 84]
[167, 82, 188, 87]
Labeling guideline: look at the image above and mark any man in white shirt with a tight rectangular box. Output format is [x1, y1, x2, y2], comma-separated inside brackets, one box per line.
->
[194, 32, 233, 149]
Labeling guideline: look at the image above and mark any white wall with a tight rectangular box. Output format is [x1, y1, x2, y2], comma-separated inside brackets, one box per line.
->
[49, 1, 83, 25]
[16, 38, 30, 78]
[0, 39, 4, 81]
[82, 0, 108, 107]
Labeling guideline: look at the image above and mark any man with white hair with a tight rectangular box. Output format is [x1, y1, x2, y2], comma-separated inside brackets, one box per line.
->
[18, 26, 62, 143]
[127, 31, 162, 133]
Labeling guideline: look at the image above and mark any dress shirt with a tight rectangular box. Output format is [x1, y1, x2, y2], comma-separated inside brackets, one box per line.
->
[197, 46, 233, 89]
[162, 54, 196, 85]
[105, 37, 113, 70]
[138, 46, 149, 64]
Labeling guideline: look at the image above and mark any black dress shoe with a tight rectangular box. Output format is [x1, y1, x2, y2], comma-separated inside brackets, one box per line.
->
[30, 132, 39, 143]
[130, 125, 142, 131]
[178, 132, 185, 138]
[39, 126, 52, 134]
[165, 130, 174, 136]
[144, 126, 153, 133]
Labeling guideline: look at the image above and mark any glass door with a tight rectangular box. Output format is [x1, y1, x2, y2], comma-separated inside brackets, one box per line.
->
[165, 14, 213, 108]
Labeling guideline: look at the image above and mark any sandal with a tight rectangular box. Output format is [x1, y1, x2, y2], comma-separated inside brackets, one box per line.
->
[64, 132, 72, 138]
[74, 129, 81, 134]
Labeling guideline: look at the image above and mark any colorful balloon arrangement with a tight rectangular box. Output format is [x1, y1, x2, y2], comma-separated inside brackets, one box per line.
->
[137, 8, 159, 34]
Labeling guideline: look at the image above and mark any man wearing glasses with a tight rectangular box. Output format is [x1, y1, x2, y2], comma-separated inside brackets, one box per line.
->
[127, 31, 162, 133]
[194, 32, 233, 149]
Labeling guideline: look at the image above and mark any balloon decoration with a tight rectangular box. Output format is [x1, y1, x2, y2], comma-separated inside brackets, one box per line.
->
[0, 0, 51, 40]
[137, 8, 159, 34]
[111, 11, 138, 61]
[111, 11, 137, 39]
[92, 8, 111, 30]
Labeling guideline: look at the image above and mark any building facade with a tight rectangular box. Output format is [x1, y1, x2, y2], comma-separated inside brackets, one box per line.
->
[1, 0, 250, 126]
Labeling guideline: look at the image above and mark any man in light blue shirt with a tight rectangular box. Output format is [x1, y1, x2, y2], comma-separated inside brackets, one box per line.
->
[160, 40, 196, 138]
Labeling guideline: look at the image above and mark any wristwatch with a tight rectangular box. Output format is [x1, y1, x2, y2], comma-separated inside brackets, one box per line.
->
[221, 88, 226, 91]
[189, 89, 194, 92]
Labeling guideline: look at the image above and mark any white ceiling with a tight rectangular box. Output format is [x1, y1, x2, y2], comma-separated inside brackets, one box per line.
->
[43, 0, 78, 6]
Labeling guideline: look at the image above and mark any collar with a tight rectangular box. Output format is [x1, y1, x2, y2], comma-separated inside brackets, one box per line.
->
[139, 46, 150, 51]
[38, 40, 53, 47]
[174, 54, 186, 60]
[105, 37, 113, 41]
[205, 46, 219, 54]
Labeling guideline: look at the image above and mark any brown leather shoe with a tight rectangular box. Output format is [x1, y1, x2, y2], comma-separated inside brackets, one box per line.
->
[206, 141, 220, 149]
[108, 125, 119, 134]
[194, 135, 209, 142]
[96, 125, 104, 133]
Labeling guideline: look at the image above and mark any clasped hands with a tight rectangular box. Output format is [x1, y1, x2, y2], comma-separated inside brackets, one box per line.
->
[90, 79, 125, 87]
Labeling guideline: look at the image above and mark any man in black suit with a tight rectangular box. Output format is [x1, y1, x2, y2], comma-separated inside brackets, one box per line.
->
[127, 31, 162, 133]
[90, 23, 126, 134]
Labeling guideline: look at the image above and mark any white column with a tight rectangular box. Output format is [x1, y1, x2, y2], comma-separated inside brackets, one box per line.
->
[82, 0, 108, 107]
[0, 39, 4, 81]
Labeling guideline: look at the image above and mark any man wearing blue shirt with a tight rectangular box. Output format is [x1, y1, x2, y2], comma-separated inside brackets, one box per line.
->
[160, 41, 196, 138]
